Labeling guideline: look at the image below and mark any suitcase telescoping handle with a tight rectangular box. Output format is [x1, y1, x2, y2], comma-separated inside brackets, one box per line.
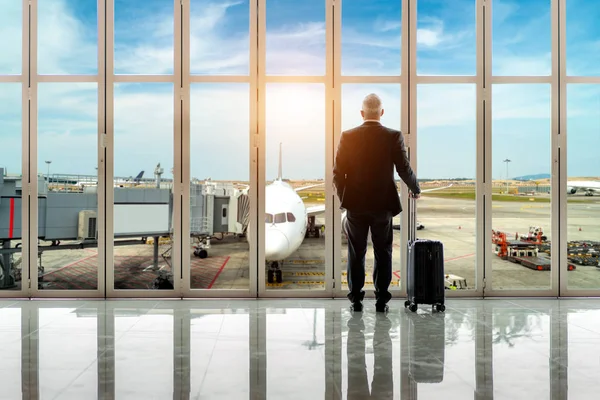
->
[408, 195, 417, 242]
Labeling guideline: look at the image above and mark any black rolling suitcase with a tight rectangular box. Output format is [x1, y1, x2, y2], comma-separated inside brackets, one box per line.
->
[404, 197, 446, 313]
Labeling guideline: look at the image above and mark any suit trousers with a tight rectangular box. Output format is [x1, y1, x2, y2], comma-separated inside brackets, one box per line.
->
[345, 210, 394, 304]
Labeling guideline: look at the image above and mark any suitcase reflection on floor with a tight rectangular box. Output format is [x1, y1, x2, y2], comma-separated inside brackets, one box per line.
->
[407, 312, 446, 384]
[346, 314, 394, 399]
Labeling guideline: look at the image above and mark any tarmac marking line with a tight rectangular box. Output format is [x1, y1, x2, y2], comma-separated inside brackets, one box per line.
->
[207, 256, 231, 289]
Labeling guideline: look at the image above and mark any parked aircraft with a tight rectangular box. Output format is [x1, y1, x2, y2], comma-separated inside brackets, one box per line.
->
[74, 170, 145, 188]
[258, 144, 452, 283]
[567, 180, 600, 196]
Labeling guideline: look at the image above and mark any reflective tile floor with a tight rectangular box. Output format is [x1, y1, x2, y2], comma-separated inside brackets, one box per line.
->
[1, 298, 599, 399]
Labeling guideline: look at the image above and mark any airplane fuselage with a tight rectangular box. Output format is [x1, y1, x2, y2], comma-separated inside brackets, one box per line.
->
[264, 180, 308, 261]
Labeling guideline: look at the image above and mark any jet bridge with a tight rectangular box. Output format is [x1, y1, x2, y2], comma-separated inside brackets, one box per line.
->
[0, 168, 249, 289]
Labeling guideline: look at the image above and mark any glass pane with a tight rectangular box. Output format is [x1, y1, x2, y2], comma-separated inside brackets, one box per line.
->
[115, 308, 173, 397]
[0, 84, 22, 291]
[265, 84, 325, 290]
[266, 0, 325, 76]
[492, 0, 551, 76]
[0, 306, 21, 398]
[417, 0, 476, 76]
[566, 0, 600, 76]
[38, 83, 99, 291]
[341, 0, 402, 76]
[113, 83, 174, 290]
[0, 0, 22, 75]
[339, 84, 401, 295]
[39, 307, 98, 398]
[491, 84, 552, 290]
[191, 309, 249, 397]
[417, 84, 476, 291]
[190, 0, 249, 75]
[567, 85, 600, 290]
[267, 308, 325, 397]
[492, 306, 551, 398]
[189, 84, 249, 290]
[114, 0, 174, 75]
[38, 0, 98, 75]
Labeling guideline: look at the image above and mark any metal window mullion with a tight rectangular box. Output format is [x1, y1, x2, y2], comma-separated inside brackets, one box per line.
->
[249, 0, 259, 297]
[475, 0, 485, 296]
[340, 76, 402, 84]
[0, 76, 22, 83]
[399, 0, 410, 298]
[332, 0, 342, 298]
[173, 0, 184, 297]
[97, 0, 107, 299]
[257, 0, 266, 296]
[325, 0, 334, 297]
[550, 0, 561, 297]
[483, 0, 493, 296]
[180, 0, 192, 296]
[558, 0, 568, 296]
[29, 0, 39, 296]
[105, 0, 116, 297]
[399, 0, 417, 298]
[19, 0, 31, 298]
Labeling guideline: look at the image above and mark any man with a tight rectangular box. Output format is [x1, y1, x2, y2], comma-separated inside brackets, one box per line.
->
[333, 93, 421, 312]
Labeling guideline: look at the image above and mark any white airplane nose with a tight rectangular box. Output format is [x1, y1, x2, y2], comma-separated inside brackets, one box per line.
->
[265, 230, 290, 260]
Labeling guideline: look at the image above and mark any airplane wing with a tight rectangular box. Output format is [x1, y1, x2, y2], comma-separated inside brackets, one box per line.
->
[306, 205, 326, 217]
[295, 182, 325, 192]
[419, 183, 453, 193]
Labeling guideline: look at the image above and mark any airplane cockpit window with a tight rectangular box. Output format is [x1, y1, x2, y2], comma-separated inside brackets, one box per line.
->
[274, 213, 286, 224]
[286, 212, 296, 222]
[265, 214, 274, 224]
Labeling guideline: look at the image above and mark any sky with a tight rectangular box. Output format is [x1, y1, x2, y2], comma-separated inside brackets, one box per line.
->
[0, 0, 599, 181]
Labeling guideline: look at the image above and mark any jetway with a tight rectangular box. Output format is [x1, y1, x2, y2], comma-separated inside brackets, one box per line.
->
[0, 168, 250, 289]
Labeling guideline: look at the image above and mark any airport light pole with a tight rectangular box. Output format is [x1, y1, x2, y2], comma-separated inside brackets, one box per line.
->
[503, 159, 511, 194]
[45, 160, 52, 181]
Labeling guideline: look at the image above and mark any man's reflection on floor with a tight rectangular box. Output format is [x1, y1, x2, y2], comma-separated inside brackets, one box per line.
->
[346, 314, 394, 399]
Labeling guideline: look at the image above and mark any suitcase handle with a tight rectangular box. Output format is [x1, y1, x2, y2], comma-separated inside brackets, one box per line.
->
[408, 195, 417, 241]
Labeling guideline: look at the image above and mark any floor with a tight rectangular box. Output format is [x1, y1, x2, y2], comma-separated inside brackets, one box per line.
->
[0, 298, 598, 399]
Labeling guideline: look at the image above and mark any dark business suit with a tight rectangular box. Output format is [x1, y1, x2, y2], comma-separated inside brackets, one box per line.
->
[333, 121, 420, 305]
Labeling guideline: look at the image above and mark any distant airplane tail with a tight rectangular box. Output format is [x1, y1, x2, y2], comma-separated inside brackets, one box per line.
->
[134, 170, 144, 183]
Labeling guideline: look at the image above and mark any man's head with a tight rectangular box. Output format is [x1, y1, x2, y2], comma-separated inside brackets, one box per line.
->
[361, 93, 384, 120]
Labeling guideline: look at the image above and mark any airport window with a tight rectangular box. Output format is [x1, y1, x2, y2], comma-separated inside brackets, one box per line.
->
[274, 213, 286, 224]
[286, 213, 296, 222]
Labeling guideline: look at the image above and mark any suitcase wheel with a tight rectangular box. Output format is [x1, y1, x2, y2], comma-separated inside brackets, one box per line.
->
[404, 301, 417, 312]
[434, 304, 446, 312]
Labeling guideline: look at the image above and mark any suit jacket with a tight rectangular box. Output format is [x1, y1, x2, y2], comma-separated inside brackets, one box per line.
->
[333, 121, 420, 216]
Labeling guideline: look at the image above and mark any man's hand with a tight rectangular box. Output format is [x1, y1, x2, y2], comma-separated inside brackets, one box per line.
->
[409, 192, 420, 199]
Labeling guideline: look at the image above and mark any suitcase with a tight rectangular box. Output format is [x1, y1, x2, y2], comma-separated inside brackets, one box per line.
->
[407, 313, 446, 383]
[404, 197, 446, 313]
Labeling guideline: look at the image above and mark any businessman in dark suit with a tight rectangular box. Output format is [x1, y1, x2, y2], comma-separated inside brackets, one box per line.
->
[333, 93, 421, 312]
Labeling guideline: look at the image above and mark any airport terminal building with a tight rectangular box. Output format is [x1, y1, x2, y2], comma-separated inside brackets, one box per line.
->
[1, 0, 599, 398]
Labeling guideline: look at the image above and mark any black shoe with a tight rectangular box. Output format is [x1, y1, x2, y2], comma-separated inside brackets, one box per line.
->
[375, 303, 389, 313]
[350, 301, 363, 312]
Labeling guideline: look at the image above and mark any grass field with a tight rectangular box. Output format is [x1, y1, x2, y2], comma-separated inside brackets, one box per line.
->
[300, 187, 597, 203]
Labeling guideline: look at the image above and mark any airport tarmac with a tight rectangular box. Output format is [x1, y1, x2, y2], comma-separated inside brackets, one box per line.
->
[4, 194, 600, 293]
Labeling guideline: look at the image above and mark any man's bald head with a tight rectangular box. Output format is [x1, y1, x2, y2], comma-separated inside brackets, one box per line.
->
[361, 93, 384, 120]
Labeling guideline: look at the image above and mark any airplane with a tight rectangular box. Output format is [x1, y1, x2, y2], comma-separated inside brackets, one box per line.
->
[567, 180, 600, 196]
[254, 144, 452, 284]
[73, 170, 145, 188]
